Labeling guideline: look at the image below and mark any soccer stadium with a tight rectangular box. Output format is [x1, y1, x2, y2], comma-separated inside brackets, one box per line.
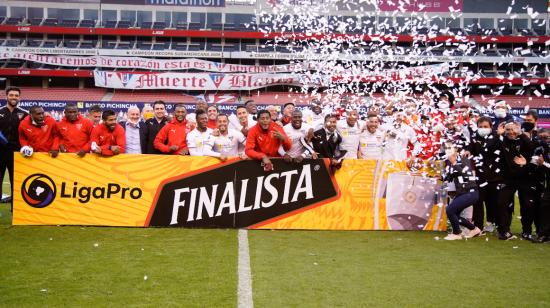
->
[1, 0, 550, 306]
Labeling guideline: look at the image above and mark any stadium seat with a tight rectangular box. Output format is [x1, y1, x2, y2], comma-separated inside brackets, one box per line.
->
[224, 23, 236, 31]
[79, 19, 96, 28]
[208, 43, 223, 51]
[499, 28, 513, 35]
[484, 49, 499, 56]
[42, 41, 58, 48]
[5, 39, 21, 47]
[5, 60, 23, 68]
[152, 21, 166, 29]
[0, 16, 5, 24]
[80, 41, 95, 49]
[27, 40, 43, 47]
[152, 43, 165, 50]
[43, 18, 59, 26]
[188, 22, 202, 30]
[60, 20, 79, 27]
[173, 42, 188, 50]
[141, 21, 153, 29]
[211, 23, 223, 30]
[138, 42, 152, 50]
[223, 44, 235, 52]
[533, 28, 546, 35]
[187, 43, 203, 51]
[117, 41, 133, 49]
[237, 23, 256, 31]
[175, 22, 188, 30]
[259, 45, 274, 53]
[5, 17, 22, 25]
[64, 41, 80, 48]
[30, 18, 43, 26]
[118, 20, 133, 29]
[104, 41, 117, 49]
[104, 20, 117, 28]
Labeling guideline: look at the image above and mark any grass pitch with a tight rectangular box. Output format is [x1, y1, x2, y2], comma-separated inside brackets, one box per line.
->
[2, 174, 550, 307]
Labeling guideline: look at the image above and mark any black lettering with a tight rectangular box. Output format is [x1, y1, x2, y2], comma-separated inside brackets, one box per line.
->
[93, 187, 105, 199]
[79, 187, 91, 203]
[107, 183, 121, 198]
[61, 182, 71, 198]
[130, 188, 142, 199]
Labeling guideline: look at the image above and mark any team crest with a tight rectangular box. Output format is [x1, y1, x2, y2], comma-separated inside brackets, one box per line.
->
[208, 74, 225, 88]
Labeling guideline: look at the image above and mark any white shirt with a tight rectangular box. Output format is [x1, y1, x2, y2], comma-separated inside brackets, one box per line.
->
[282, 123, 313, 158]
[205, 129, 246, 157]
[337, 120, 362, 159]
[302, 109, 325, 131]
[380, 122, 417, 161]
[228, 113, 256, 132]
[186, 127, 213, 156]
[359, 129, 384, 160]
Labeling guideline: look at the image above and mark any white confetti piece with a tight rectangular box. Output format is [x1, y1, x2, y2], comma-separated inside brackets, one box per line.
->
[144, 275, 148, 281]
[93, 243, 99, 247]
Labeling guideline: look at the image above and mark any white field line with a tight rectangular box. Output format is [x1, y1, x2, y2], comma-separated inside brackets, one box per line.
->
[238, 229, 253, 308]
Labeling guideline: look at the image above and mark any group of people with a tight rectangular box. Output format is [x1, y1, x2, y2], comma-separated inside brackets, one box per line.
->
[1, 86, 549, 243]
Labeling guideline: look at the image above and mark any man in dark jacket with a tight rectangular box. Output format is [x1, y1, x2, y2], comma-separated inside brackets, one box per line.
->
[0, 87, 28, 205]
[469, 116, 504, 233]
[532, 128, 550, 243]
[312, 114, 345, 171]
[143, 100, 168, 154]
[119, 106, 147, 154]
[495, 121, 536, 240]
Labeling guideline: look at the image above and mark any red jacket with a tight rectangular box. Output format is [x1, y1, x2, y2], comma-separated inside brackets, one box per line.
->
[90, 123, 126, 156]
[57, 115, 93, 153]
[245, 121, 292, 160]
[18, 116, 58, 152]
[154, 118, 189, 154]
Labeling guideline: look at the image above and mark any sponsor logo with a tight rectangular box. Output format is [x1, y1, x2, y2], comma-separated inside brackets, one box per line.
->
[148, 159, 339, 227]
[21, 174, 57, 208]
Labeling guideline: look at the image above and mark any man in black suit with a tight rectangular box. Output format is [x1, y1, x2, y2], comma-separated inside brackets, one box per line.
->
[119, 106, 147, 154]
[311, 114, 345, 171]
[143, 100, 169, 154]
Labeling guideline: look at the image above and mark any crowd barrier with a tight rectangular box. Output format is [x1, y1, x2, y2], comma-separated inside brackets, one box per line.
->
[13, 154, 447, 230]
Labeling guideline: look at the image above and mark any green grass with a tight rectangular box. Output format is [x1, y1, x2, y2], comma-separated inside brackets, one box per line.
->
[249, 229, 550, 307]
[2, 168, 550, 307]
[0, 204, 237, 307]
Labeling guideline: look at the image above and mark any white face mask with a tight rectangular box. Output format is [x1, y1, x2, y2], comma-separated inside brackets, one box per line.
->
[494, 109, 507, 118]
[438, 102, 450, 110]
[477, 128, 492, 137]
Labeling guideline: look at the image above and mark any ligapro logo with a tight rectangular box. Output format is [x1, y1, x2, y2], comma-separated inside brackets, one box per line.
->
[21, 174, 56, 208]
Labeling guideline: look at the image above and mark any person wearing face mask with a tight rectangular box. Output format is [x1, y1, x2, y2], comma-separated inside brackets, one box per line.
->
[442, 144, 481, 240]
[495, 121, 537, 240]
[492, 100, 514, 131]
[468, 117, 504, 234]
[521, 109, 539, 141]
[532, 128, 550, 243]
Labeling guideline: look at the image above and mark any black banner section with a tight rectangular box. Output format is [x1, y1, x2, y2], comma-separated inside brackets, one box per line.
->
[148, 159, 338, 228]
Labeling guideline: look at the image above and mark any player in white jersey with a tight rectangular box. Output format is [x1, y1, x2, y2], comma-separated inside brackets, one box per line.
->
[380, 112, 420, 161]
[358, 114, 384, 160]
[280, 110, 317, 162]
[336, 109, 362, 159]
[186, 109, 212, 156]
[204, 114, 246, 161]
[302, 99, 326, 131]
[229, 105, 256, 136]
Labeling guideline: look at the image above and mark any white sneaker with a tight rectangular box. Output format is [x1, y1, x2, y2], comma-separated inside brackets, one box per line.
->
[483, 222, 495, 233]
[465, 227, 481, 239]
[444, 233, 463, 241]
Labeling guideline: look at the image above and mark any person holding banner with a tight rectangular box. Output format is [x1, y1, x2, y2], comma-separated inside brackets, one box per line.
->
[281, 110, 317, 162]
[57, 103, 93, 157]
[187, 109, 213, 156]
[144, 100, 169, 154]
[245, 110, 292, 172]
[204, 114, 246, 161]
[90, 110, 125, 156]
[312, 114, 345, 171]
[229, 106, 255, 137]
[18, 106, 59, 158]
[153, 104, 189, 155]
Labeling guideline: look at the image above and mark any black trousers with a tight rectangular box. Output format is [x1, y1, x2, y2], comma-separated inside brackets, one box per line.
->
[539, 191, 550, 237]
[0, 147, 14, 203]
[472, 181, 499, 229]
[496, 181, 537, 235]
